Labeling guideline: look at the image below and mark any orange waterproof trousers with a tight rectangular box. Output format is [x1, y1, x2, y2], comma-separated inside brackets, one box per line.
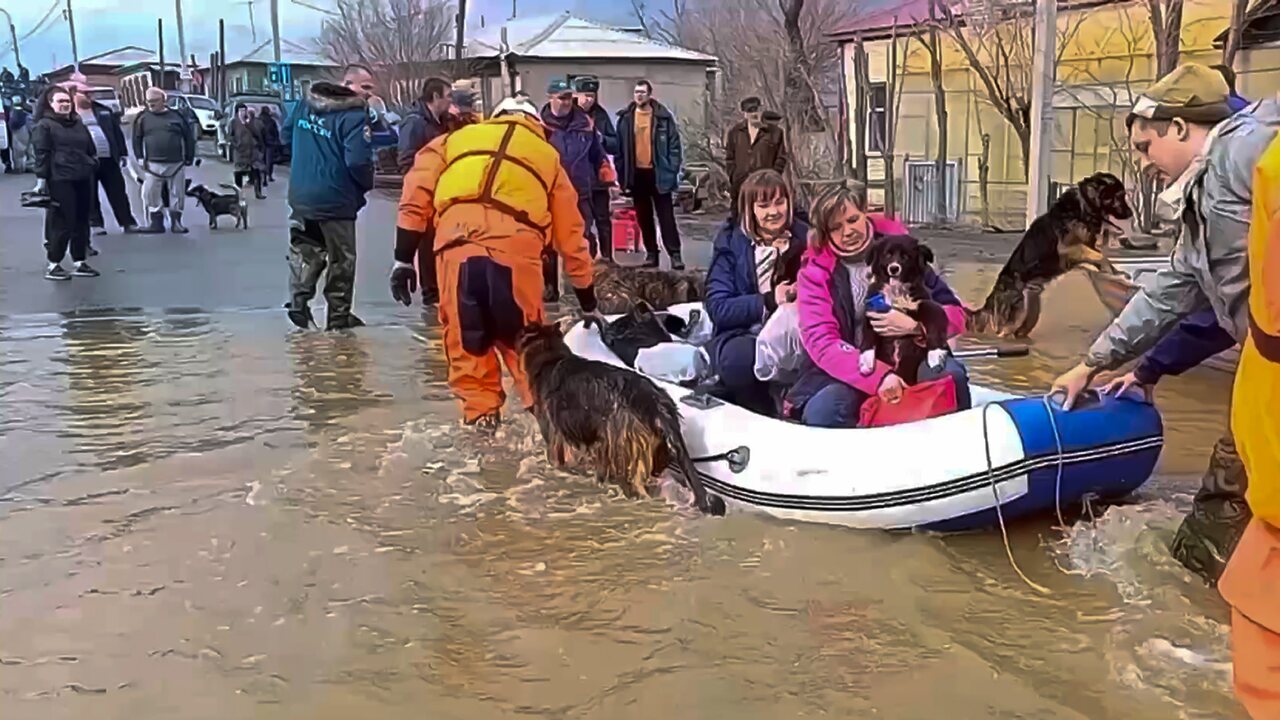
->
[437, 242, 545, 423]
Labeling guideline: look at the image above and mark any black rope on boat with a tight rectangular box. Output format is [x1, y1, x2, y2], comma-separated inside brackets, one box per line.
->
[691, 446, 750, 474]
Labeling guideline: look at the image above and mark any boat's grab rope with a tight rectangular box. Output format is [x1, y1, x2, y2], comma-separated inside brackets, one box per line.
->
[690, 446, 751, 474]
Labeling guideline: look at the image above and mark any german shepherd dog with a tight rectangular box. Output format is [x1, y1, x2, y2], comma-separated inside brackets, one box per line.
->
[967, 171, 1133, 337]
[858, 235, 951, 385]
[592, 261, 706, 314]
[184, 178, 249, 230]
[516, 322, 726, 516]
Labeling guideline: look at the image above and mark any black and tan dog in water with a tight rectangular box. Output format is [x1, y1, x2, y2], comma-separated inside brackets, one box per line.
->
[968, 171, 1133, 337]
[516, 321, 726, 516]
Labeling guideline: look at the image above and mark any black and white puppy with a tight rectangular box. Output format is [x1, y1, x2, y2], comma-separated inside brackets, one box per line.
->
[184, 179, 249, 230]
[858, 235, 951, 386]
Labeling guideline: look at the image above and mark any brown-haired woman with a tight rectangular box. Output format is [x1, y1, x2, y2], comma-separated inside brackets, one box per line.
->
[703, 169, 809, 415]
[31, 84, 99, 280]
[785, 184, 970, 427]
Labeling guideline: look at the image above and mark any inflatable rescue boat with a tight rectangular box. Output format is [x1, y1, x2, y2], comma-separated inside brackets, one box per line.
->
[564, 303, 1164, 532]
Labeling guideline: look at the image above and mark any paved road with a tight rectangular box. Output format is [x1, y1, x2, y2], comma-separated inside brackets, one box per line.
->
[0, 158, 728, 322]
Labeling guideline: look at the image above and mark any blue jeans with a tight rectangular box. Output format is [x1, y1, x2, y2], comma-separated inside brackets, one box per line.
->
[713, 333, 775, 415]
[802, 357, 971, 428]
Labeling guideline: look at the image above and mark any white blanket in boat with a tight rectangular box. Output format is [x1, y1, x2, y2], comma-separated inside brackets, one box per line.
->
[753, 303, 805, 383]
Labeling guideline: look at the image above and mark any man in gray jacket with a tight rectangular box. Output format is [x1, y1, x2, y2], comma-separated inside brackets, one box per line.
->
[132, 87, 195, 233]
[1054, 63, 1270, 406]
[1052, 65, 1273, 576]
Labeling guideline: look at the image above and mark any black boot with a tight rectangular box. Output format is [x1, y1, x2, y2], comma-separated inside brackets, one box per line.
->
[287, 303, 315, 330]
[643, 252, 660, 268]
[169, 212, 189, 234]
[137, 211, 166, 234]
[669, 253, 686, 271]
[253, 171, 266, 200]
[327, 313, 365, 331]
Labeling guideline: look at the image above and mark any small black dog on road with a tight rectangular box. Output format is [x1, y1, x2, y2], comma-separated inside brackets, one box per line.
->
[517, 321, 726, 516]
[184, 179, 249, 230]
[968, 171, 1133, 337]
[859, 235, 951, 386]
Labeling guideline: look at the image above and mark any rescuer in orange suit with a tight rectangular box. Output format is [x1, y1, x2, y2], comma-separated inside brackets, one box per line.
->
[390, 96, 599, 431]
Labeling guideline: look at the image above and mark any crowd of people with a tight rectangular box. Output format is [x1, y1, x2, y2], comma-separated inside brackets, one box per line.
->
[24, 80, 288, 280]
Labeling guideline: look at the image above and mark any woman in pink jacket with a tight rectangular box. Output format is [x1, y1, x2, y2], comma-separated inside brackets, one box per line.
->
[784, 184, 971, 427]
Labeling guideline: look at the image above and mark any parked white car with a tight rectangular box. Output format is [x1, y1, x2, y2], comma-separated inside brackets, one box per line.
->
[167, 93, 221, 137]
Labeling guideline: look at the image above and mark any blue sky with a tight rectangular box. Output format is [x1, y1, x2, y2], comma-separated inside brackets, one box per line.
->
[0, 0, 635, 74]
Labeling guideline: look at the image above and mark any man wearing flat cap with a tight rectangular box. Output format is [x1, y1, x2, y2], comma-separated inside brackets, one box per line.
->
[725, 96, 788, 216]
[1052, 63, 1275, 583]
[574, 76, 619, 262]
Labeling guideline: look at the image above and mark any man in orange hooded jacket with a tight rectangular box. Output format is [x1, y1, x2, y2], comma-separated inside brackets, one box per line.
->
[390, 96, 599, 430]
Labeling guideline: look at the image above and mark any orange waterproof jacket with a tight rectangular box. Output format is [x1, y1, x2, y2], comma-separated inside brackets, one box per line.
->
[1235, 134, 1280, 527]
[398, 113, 594, 290]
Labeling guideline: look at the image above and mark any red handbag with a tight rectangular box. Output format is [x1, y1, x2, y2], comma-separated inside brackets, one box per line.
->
[857, 375, 959, 428]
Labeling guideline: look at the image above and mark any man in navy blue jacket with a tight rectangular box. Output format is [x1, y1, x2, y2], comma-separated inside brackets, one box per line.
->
[1105, 309, 1246, 584]
[280, 79, 373, 331]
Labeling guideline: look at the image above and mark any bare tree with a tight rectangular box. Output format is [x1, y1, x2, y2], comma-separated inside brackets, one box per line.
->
[937, 0, 1085, 179]
[883, 23, 906, 219]
[632, 0, 847, 193]
[1222, 0, 1249, 69]
[1146, 0, 1183, 79]
[316, 0, 456, 108]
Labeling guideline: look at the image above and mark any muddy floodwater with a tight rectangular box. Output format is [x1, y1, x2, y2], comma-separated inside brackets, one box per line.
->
[0, 258, 1243, 719]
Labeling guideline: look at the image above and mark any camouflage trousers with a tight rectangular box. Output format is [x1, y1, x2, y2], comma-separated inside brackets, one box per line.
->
[288, 216, 358, 328]
[1170, 429, 1252, 585]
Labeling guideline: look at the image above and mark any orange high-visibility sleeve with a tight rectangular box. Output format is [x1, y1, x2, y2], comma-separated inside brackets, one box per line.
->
[397, 136, 449, 233]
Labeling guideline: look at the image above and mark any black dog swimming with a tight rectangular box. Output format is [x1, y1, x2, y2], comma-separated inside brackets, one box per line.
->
[184, 179, 249, 230]
[968, 171, 1133, 337]
[859, 235, 951, 386]
[517, 321, 725, 516]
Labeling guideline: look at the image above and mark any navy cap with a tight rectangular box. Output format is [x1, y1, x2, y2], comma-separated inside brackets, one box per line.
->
[573, 76, 600, 93]
[547, 79, 573, 96]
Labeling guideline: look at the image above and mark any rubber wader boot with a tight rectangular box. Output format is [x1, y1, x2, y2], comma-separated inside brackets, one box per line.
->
[169, 212, 189, 234]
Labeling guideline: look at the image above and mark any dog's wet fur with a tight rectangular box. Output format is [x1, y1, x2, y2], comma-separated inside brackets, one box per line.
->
[592, 261, 706, 314]
[859, 235, 951, 385]
[968, 171, 1133, 337]
[184, 179, 249, 230]
[517, 321, 725, 516]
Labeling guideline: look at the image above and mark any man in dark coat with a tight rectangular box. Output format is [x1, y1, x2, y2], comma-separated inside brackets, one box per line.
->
[539, 78, 612, 301]
[75, 90, 139, 235]
[615, 79, 684, 269]
[573, 75, 617, 262]
[230, 103, 265, 199]
[725, 96, 788, 214]
[255, 106, 282, 184]
[396, 77, 451, 174]
[280, 80, 373, 331]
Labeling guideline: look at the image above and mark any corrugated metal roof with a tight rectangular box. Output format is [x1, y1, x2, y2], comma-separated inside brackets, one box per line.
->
[466, 13, 717, 63]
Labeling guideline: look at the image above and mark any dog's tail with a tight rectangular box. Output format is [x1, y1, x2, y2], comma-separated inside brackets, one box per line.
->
[217, 183, 242, 200]
[657, 402, 726, 516]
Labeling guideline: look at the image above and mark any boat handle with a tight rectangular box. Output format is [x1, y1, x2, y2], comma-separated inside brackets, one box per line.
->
[691, 446, 750, 474]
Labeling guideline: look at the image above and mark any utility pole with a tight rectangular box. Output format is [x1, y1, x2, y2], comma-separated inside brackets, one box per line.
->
[218, 18, 226, 102]
[0, 8, 20, 70]
[270, 0, 281, 62]
[1025, 0, 1056, 228]
[455, 0, 467, 72]
[64, 0, 80, 72]
[176, 0, 190, 92]
[158, 18, 165, 90]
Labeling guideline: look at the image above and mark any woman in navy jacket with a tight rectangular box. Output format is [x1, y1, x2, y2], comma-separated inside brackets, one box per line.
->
[705, 169, 808, 414]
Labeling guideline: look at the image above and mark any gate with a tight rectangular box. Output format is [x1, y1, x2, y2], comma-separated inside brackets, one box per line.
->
[904, 160, 960, 224]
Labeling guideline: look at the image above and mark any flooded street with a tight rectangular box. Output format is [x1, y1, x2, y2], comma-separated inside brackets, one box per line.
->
[0, 174, 1243, 718]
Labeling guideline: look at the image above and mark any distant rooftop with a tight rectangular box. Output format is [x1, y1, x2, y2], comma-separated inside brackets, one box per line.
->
[233, 38, 335, 67]
[79, 45, 158, 67]
[467, 13, 717, 64]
